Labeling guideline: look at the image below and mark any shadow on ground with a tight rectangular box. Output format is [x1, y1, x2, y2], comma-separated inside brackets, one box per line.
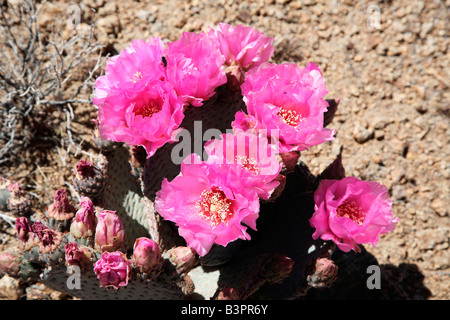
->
[302, 246, 432, 300]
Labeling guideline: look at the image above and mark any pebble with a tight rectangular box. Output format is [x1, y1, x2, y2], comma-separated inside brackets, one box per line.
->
[391, 185, 407, 201]
[353, 123, 374, 144]
[430, 198, 448, 217]
[0, 275, 23, 300]
[97, 15, 120, 36]
[25, 283, 69, 300]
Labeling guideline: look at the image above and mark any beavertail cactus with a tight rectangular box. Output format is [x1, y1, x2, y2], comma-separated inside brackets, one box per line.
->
[0, 23, 398, 300]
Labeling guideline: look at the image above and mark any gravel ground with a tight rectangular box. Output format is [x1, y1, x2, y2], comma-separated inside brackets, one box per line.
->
[0, 0, 448, 299]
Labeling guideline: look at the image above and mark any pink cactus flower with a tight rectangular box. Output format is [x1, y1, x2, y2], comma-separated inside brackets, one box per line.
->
[241, 62, 328, 98]
[93, 251, 132, 289]
[93, 38, 166, 107]
[164, 31, 227, 107]
[94, 210, 125, 252]
[309, 177, 399, 253]
[93, 38, 184, 158]
[204, 130, 281, 200]
[97, 77, 185, 158]
[70, 197, 97, 238]
[240, 62, 335, 153]
[231, 110, 258, 132]
[155, 154, 260, 256]
[208, 23, 274, 71]
[15, 217, 33, 243]
[132, 237, 162, 273]
[167, 246, 197, 274]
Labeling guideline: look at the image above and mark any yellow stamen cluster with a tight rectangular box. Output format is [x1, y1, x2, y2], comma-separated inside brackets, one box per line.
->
[278, 108, 302, 127]
[336, 200, 365, 226]
[196, 187, 234, 226]
[235, 155, 259, 174]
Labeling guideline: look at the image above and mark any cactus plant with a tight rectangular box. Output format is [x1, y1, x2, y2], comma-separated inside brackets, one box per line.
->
[0, 23, 398, 300]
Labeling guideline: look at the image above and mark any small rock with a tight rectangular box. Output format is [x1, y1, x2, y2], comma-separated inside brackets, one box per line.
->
[390, 168, 406, 185]
[0, 274, 23, 300]
[393, 92, 407, 103]
[414, 102, 428, 114]
[353, 55, 364, 62]
[414, 85, 426, 100]
[375, 130, 385, 140]
[415, 206, 435, 222]
[430, 198, 448, 217]
[136, 10, 156, 23]
[372, 155, 383, 165]
[391, 185, 407, 201]
[431, 253, 450, 270]
[353, 123, 374, 144]
[349, 85, 360, 97]
[97, 15, 120, 36]
[420, 22, 434, 39]
[26, 283, 69, 300]
[390, 138, 408, 156]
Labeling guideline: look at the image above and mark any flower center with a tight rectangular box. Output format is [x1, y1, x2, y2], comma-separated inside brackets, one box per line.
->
[277, 108, 302, 127]
[195, 187, 234, 226]
[235, 155, 259, 174]
[336, 200, 365, 226]
[130, 71, 143, 83]
[135, 101, 162, 118]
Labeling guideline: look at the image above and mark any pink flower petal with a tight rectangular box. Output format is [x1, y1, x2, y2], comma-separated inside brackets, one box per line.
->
[309, 177, 398, 253]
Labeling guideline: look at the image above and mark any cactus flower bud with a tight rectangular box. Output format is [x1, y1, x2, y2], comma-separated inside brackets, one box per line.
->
[47, 189, 76, 221]
[64, 242, 92, 269]
[15, 217, 32, 243]
[70, 197, 96, 238]
[167, 246, 197, 274]
[94, 210, 125, 252]
[7, 182, 33, 215]
[307, 257, 338, 289]
[73, 159, 106, 200]
[76, 159, 95, 178]
[93, 251, 132, 289]
[0, 251, 21, 276]
[214, 287, 240, 300]
[132, 237, 161, 273]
